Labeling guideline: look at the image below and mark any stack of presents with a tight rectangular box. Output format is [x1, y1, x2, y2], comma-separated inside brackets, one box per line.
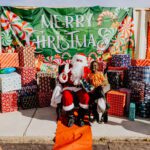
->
[106, 54, 150, 119]
[0, 46, 57, 113]
[0, 47, 149, 120]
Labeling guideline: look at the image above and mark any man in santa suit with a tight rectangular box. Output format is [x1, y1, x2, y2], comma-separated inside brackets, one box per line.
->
[59, 53, 91, 127]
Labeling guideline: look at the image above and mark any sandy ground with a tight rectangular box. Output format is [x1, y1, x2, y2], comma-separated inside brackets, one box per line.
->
[0, 137, 150, 150]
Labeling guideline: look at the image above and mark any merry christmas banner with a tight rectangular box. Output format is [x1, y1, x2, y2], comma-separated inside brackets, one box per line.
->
[0, 6, 134, 65]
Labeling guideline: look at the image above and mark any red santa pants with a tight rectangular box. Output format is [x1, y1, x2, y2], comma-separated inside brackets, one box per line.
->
[62, 89, 90, 111]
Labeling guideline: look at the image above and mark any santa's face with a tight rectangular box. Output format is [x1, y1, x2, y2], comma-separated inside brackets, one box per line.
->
[71, 55, 87, 85]
[72, 55, 87, 67]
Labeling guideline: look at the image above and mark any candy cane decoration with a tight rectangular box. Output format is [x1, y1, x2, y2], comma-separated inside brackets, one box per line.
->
[1, 10, 33, 46]
[87, 56, 94, 66]
[64, 59, 72, 64]
[97, 11, 117, 26]
[44, 56, 53, 63]
[1, 11, 23, 46]
[19, 21, 33, 44]
[37, 54, 45, 61]
[0, 11, 22, 34]
[62, 52, 71, 59]
[25, 41, 36, 48]
[52, 58, 64, 65]
[88, 52, 98, 60]
[118, 16, 134, 38]
[1, 31, 12, 46]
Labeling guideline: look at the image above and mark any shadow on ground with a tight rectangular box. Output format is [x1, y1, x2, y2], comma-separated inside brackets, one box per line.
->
[19, 107, 57, 122]
[108, 119, 150, 135]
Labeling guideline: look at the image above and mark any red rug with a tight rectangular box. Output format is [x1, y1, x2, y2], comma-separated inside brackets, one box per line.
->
[53, 117, 92, 150]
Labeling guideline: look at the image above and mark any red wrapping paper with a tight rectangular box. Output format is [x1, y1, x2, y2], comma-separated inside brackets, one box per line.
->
[0, 91, 18, 113]
[17, 67, 36, 86]
[108, 66, 128, 71]
[106, 90, 126, 117]
[38, 92, 52, 107]
[17, 46, 35, 67]
[37, 72, 56, 92]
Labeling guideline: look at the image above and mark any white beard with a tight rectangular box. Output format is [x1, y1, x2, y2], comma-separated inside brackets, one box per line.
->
[71, 62, 85, 85]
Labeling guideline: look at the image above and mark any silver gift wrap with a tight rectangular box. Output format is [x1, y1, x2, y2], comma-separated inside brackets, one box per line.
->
[0, 72, 22, 93]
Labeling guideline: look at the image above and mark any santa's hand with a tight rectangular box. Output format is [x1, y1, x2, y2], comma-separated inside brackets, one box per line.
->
[59, 72, 68, 83]
[64, 63, 70, 74]
[62, 73, 67, 80]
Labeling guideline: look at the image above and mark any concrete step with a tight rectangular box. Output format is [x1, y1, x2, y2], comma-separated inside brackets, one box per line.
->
[0, 137, 150, 150]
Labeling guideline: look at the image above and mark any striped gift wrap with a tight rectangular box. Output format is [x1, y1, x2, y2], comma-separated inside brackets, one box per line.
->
[0, 53, 19, 69]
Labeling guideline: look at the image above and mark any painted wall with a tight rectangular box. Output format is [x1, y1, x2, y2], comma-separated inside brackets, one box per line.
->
[0, 0, 150, 8]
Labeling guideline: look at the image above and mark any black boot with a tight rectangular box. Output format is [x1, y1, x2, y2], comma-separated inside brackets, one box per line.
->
[92, 103, 100, 123]
[101, 111, 108, 123]
[56, 103, 62, 121]
[66, 110, 75, 127]
[77, 107, 88, 127]
[106, 103, 110, 110]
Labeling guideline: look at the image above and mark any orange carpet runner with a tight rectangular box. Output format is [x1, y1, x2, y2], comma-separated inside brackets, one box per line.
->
[53, 117, 92, 150]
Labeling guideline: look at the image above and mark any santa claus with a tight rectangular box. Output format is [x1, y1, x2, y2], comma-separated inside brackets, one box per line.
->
[57, 53, 91, 127]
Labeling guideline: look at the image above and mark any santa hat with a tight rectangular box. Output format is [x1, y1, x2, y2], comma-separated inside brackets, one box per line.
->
[75, 53, 87, 59]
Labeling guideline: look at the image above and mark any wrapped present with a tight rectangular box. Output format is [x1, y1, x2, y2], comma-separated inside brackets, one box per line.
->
[20, 95, 38, 109]
[131, 90, 145, 102]
[140, 67, 150, 84]
[17, 67, 36, 86]
[112, 54, 131, 67]
[0, 72, 21, 93]
[18, 85, 38, 109]
[131, 59, 150, 66]
[0, 53, 19, 69]
[129, 81, 145, 91]
[18, 85, 37, 96]
[108, 66, 128, 71]
[108, 66, 128, 87]
[128, 66, 150, 84]
[136, 100, 150, 118]
[145, 84, 150, 99]
[0, 91, 18, 113]
[106, 90, 126, 116]
[17, 46, 35, 67]
[107, 70, 123, 89]
[37, 72, 56, 92]
[129, 81, 145, 102]
[38, 92, 52, 107]
[46, 64, 58, 77]
[119, 88, 131, 114]
[127, 66, 140, 81]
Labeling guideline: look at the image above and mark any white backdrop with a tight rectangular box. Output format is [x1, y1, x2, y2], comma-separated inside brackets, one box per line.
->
[0, 0, 150, 8]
